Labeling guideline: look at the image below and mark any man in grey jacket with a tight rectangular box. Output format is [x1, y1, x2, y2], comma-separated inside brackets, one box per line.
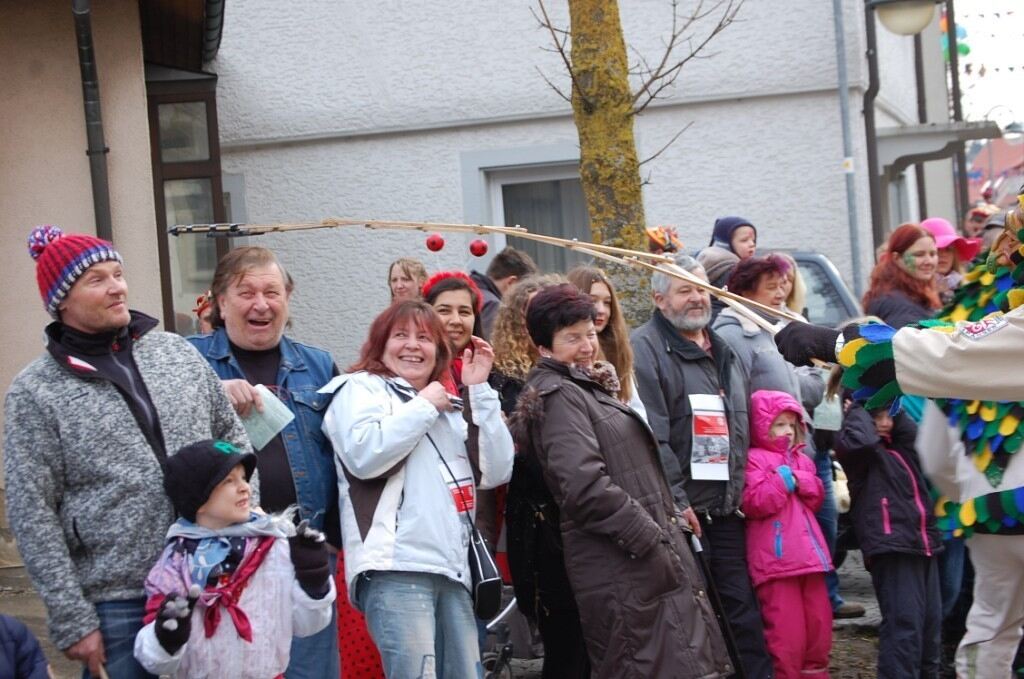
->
[4, 226, 250, 679]
[631, 254, 773, 678]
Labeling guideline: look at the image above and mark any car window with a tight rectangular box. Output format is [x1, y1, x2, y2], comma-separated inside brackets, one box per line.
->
[799, 261, 850, 328]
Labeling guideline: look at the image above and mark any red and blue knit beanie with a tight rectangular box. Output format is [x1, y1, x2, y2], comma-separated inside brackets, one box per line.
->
[28, 225, 123, 319]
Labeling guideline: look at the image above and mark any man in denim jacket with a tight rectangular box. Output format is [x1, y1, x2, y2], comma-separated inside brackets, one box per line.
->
[188, 246, 339, 679]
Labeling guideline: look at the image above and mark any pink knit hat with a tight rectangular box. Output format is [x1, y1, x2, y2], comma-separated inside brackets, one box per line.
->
[920, 218, 982, 262]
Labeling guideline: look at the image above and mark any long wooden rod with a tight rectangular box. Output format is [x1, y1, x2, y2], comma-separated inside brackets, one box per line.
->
[574, 244, 801, 324]
[170, 216, 801, 325]
[576, 245, 831, 367]
[169, 218, 676, 264]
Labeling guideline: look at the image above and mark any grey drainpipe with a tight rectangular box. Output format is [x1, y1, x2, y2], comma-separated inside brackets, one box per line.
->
[945, 0, 969, 222]
[71, 0, 113, 242]
[203, 0, 226, 62]
[863, 3, 884, 249]
[832, 0, 864, 296]
[913, 33, 928, 217]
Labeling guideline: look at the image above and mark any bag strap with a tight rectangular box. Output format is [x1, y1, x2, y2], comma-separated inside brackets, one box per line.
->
[386, 381, 480, 534]
[424, 431, 480, 534]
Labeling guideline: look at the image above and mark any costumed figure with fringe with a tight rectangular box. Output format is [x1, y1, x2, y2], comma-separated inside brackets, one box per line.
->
[776, 191, 1024, 677]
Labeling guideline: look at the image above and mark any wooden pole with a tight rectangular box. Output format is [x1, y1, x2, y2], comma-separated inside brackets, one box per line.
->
[170, 216, 803, 325]
[169, 218, 676, 264]
[573, 245, 801, 324]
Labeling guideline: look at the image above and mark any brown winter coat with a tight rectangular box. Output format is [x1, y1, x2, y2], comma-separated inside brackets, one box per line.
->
[512, 358, 731, 679]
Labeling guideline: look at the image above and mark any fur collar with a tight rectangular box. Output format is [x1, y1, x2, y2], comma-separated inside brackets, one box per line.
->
[508, 359, 620, 442]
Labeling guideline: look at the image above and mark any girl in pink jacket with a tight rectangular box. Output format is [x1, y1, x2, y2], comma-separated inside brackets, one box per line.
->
[742, 390, 833, 679]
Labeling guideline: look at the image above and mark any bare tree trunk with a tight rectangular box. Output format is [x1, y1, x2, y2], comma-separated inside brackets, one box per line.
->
[567, 0, 650, 324]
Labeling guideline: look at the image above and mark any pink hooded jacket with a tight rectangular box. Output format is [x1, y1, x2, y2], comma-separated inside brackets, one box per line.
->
[742, 390, 832, 587]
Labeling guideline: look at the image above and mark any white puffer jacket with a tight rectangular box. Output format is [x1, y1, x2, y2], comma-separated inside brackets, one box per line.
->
[320, 372, 514, 599]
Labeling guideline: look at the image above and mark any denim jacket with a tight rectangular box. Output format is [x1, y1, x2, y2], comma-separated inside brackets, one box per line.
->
[188, 330, 338, 537]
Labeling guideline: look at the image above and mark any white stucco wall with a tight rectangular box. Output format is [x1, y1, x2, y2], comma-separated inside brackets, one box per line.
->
[214, 0, 921, 364]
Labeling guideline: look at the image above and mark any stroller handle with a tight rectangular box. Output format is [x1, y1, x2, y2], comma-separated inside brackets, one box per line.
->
[485, 597, 518, 631]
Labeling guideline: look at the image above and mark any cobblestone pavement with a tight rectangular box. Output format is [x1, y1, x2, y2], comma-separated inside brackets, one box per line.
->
[508, 550, 884, 678]
[0, 549, 898, 679]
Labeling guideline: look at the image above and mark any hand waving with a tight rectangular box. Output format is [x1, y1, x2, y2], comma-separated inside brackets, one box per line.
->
[459, 337, 494, 386]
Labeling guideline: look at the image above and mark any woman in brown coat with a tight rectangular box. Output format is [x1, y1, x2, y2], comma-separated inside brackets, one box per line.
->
[511, 284, 731, 679]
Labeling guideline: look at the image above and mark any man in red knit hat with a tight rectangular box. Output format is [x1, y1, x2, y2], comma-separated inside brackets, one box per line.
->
[4, 225, 250, 679]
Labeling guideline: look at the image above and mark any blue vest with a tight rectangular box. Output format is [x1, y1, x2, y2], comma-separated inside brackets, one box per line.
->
[188, 329, 337, 533]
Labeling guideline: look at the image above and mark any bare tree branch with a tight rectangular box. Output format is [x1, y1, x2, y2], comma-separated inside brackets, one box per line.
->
[535, 66, 572, 103]
[639, 122, 693, 166]
[628, 44, 656, 79]
[631, 0, 743, 114]
[534, 0, 594, 110]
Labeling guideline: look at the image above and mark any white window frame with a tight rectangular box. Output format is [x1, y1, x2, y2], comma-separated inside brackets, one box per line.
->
[488, 164, 584, 244]
[460, 143, 581, 271]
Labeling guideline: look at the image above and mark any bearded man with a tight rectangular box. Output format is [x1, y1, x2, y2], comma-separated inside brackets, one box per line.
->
[631, 253, 774, 678]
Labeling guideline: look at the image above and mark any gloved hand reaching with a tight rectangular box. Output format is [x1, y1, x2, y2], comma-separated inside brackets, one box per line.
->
[289, 519, 330, 599]
[773, 322, 842, 366]
[155, 584, 201, 655]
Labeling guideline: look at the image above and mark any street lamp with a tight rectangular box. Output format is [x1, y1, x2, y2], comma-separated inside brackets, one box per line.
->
[870, 0, 939, 36]
[864, 0, 943, 248]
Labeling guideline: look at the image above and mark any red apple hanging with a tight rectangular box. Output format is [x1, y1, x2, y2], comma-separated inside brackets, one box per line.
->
[469, 239, 488, 257]
[425, 233, 445, 252]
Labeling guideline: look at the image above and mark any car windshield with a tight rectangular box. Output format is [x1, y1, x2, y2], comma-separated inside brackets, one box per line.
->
[799, 259, 852, 327]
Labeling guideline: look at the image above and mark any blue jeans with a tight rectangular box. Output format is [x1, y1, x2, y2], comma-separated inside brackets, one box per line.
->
[813, 449, 844, 610]
[286, 554, 340, 678]
[356, 571, 482, 679]
[938, 536, 966, 620]
[83, 599, 156, 679]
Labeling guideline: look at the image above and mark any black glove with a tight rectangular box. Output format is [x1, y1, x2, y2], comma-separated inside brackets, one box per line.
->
[154, 584, 201, 655]
[289, 519, 330, 598]
[773, 321, 841, 366]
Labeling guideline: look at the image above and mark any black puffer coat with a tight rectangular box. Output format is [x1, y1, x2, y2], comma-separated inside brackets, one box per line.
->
[512, 358, 731, 679]
[835, 404, 942, 559]
[865, 291, 935, 329]
[490, 369, 580, 618]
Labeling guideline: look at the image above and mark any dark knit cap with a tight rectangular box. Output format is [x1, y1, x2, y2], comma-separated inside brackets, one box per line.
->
[164, 440, 257, 522]
[709, 216, 757, 252]
[28, 225, 124, 319]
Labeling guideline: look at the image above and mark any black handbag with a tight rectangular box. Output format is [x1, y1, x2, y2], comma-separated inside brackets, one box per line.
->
[426, 432, 504, 620]
[385, 380, 503, 620]
[465, 514, 504, 619]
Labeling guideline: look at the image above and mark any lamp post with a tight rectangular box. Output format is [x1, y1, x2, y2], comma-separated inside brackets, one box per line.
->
[872, 0, 939, 35]
[863, 0, 942, 247]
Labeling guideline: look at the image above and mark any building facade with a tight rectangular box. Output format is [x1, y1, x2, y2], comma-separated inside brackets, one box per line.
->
[1, 0, 961, 561]
[211, 0, 939, 363]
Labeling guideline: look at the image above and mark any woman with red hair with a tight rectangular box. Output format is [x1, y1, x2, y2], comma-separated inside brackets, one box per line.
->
[862, 224, 941, 329]
[320, 300, 513, 678]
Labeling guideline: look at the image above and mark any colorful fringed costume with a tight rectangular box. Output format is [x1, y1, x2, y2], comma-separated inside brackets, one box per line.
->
[771, 195, 1024, 675]
[912, 200, 1024, 678]
[833, 197, 1024, 407]
[830, 199, 1024, 536]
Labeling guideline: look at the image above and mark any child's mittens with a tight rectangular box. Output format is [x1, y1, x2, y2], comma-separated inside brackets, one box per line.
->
[289, 519, 330, 599]
[155, 584, 201, 655]
[777, 465, 798, 493]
